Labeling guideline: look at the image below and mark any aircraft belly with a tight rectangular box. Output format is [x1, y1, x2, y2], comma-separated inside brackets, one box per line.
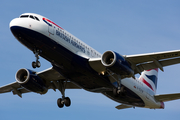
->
[10, 26, 113, 91]
[102, 87, 145, 107]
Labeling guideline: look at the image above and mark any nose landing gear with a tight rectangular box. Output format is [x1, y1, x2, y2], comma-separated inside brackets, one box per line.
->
[32, 48, 41, 68]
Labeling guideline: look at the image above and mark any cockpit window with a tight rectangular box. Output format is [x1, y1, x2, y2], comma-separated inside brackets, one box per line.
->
[34, 16, 40, 21]
[29, 15, 35, 19]
[20, 15, 29, 18]
[20, 14, 40, 21]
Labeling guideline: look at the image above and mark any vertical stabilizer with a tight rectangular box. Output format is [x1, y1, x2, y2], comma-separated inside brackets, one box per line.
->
[139, 68, 158, 94]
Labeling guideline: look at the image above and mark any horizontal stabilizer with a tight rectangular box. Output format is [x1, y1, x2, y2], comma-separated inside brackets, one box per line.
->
[115, 104, 133, 110]
[154, 93, 180, 102]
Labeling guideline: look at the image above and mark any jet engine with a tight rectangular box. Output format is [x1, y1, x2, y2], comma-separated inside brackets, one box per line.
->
[101, 51, 134, 77]
[15, 68, 48, 94]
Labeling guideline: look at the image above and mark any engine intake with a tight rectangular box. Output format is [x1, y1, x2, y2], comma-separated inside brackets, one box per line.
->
[101, 51, 134, 77]
[16, 69, 48, 94]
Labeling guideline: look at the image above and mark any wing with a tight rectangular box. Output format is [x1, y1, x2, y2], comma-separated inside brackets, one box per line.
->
[126, 50, 180, 74]
[0, 67, 81, 97]
[89, 58, 105, 73]
[0, 82, 30, 97]
[154, 93, 180, 102]
[89, 50, 180, 75]
[115, 104, 133, 110]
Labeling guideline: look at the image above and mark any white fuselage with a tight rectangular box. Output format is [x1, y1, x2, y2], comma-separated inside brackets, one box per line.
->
[121, 78, 163, 109]
[10, 13, 164, 109]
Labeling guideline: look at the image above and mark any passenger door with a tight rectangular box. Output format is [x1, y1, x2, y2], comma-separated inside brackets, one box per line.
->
[48, 24, 54, 35]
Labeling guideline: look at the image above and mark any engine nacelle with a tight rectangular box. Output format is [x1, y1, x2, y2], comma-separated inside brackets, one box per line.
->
[16, 68, 48, 94]
[101, 51, 134, 77]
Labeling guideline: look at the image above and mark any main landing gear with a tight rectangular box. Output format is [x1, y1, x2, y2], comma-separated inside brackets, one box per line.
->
[57, 97, 71, 108]
[53, 80, 71, 108]
[32, 48, 41, 68]
[107, 70, 123, 97]
[113, 75, 123, 97]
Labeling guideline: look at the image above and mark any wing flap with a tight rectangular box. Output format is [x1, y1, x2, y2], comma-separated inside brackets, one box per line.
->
[154, 93, 180, 102]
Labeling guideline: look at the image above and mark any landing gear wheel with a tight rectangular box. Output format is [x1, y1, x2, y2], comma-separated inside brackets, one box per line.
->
[113, 88, 119, 97]
[113, 86, 125, 97]
[32, 61, 41, 68]
[32, 61, 36, 68]
[57, 98, 64, 108]
[36, 61, 41, 68]
[64, 97, 71, 107]
[54, 80, 71, 108]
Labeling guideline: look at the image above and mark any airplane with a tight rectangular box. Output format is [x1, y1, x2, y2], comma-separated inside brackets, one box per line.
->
[1, 13, 180, 110]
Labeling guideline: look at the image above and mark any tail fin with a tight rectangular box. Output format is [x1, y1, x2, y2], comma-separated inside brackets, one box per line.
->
[139, 68, 158, 94]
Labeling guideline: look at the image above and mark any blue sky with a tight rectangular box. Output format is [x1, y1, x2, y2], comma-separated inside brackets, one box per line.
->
[1, 0, 180, 120]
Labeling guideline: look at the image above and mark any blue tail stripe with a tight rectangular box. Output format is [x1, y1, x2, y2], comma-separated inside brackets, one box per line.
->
[145, 75, 157, 88]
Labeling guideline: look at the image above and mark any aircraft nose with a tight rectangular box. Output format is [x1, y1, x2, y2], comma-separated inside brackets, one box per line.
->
[9, 18, 21, 35]
[9, 18, 19, 29]
[9, 18, 28, 41]
[9, 18, 29, 36]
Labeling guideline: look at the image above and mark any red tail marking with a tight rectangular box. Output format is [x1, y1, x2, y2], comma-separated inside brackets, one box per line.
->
[140, 77, 154, 91]
[146, 68, 158, 72]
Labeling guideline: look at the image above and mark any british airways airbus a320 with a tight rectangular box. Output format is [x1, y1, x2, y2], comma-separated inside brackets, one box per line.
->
[1, 13, 180, 110]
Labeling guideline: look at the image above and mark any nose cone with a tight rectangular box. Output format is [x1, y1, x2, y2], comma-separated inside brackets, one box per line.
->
[10, 17, 29, 32]
[9, 18, 28, 42]
[9, 18, 19, 29]
[9, 18, 21, 35]
[10, 18, 30, 37]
